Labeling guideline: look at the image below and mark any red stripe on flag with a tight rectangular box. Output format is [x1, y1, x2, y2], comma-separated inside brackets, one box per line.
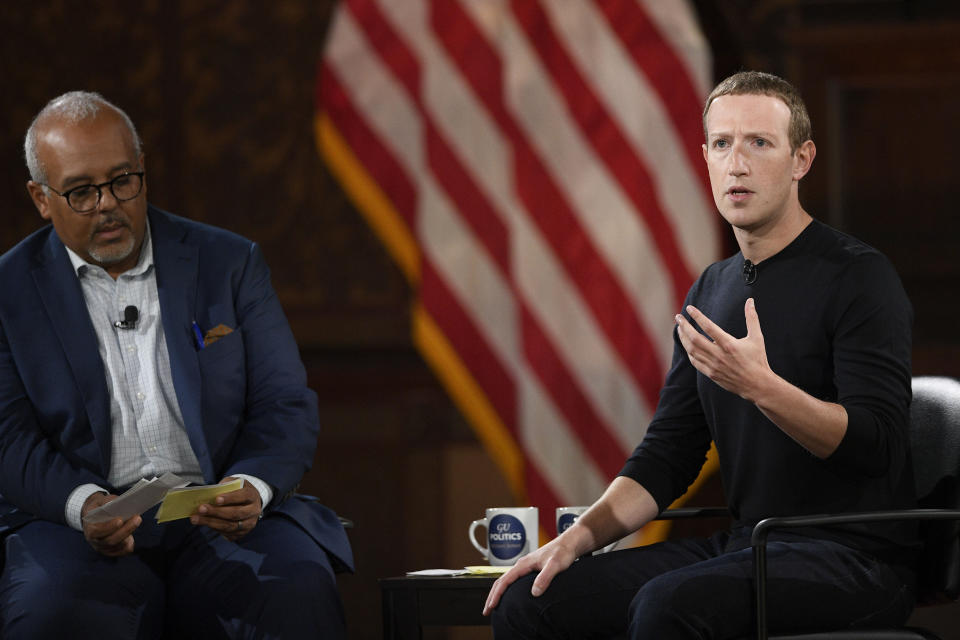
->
[513, 144, 663, 411]
[511, 0, 694, 308]
[318, 64, 418, 228]
[345, 0, 512, 278]
[345, 0, 420, 98]
[596, 0, 711, 197]
[522, 307, 630, 481]
[426, 124, 511, 276]
[421, 261, 518, 434]
[432, 0, 664, 411]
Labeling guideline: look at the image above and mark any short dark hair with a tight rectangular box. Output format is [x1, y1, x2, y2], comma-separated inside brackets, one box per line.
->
[702, 71, 812, 153]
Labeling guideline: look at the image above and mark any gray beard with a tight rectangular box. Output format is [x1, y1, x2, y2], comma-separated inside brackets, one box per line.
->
[88, 234, 136, 266]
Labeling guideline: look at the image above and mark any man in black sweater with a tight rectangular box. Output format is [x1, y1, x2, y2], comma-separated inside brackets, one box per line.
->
[483, 71, 916, 639]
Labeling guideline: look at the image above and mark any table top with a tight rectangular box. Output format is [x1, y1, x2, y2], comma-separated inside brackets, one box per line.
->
[380, 575, 498, 589]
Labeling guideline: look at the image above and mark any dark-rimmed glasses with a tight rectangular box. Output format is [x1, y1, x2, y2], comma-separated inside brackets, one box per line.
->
[41, 172, 145, 214]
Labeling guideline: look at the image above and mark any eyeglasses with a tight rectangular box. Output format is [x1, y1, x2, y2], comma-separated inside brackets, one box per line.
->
[41, 172, 145, 214]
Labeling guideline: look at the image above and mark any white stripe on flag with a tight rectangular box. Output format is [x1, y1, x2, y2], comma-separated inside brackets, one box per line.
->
[539, 0, 718, 277]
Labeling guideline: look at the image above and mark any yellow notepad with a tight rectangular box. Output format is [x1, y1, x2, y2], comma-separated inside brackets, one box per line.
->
[464, 565, 512, 575]
[155, 478, 244, 523]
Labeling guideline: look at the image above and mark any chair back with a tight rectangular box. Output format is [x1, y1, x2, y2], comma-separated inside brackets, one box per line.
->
[909, 376, 960, 602]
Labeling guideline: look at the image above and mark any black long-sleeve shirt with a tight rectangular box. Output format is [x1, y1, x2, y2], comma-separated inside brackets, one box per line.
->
[620, 219, 916, 554]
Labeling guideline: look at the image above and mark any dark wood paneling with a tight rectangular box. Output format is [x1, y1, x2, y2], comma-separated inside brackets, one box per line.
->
[780, 23, 960, 377]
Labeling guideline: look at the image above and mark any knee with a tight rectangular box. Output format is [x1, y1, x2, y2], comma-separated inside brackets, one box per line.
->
[2, 566, 161, 640]
[628, 573, 697, 636]
[276, 557, 341, 609]
[490, 574, 541, 638]
[2, 569, 76, 636]
[264, 558, 346, 636]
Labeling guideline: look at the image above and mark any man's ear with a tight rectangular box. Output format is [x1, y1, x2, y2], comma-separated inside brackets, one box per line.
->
[26, 181, 52, 220]
[792, 140, 816, 181]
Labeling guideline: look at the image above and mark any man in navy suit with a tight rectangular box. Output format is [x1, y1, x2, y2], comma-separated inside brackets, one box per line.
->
[0, 91, 353, 638]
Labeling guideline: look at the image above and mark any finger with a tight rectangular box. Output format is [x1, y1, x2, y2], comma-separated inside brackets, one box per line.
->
[675, 314, 696, 352]
[190, 512, 236, 531]
[84, 517, 124, 539]
[192, 512, 256, 534]
[744, 298, 762, 339]
[197, 502, 259, 522]
[222, 517, 259, 542]
[685, 305, 729, 343]
[88, 515, 141, 547]
[530, 556, 564, 597]
[98, 535, 135, 557]
[676, 314, 715, 359]
[212, 486, 257, 507]
[483, 563, 531, 615]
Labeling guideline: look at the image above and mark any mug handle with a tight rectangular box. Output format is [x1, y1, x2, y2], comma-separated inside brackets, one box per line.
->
[468, 518, 489, 558]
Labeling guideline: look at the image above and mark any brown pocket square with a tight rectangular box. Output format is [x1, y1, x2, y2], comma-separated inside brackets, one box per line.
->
[203, 324, 233, 346]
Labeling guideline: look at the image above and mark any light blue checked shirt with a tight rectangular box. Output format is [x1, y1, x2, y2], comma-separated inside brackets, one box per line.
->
[62, 226, 271, 529]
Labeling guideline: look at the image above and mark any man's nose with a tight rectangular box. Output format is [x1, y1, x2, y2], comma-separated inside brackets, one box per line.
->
[728, 145, 749, 176]
[96, 185, 119, 211]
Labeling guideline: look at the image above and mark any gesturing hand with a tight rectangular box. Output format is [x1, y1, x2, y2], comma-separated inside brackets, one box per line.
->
[675, 298, 771, 402]
[81, 492, 141, 557]
[190, 477, 263, 542]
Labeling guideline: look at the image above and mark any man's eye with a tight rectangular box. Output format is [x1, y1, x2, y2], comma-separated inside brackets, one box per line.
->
[71, 186, 97, 198]
[714, 139, 727, 149]
[755, 138, 767, 147]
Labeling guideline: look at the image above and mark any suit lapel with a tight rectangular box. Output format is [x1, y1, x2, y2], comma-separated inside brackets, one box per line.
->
[150, 209, 215, 482]
[31, 232, 112, 473]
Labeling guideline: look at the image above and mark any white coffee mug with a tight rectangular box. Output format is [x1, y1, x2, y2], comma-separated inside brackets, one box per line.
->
[556, 505, 617, 554]
[556, 505, 589, 536]
[468, 507, 539, 566]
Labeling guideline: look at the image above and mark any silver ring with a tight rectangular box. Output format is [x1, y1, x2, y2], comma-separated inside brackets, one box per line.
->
[235, 520, 242, 531]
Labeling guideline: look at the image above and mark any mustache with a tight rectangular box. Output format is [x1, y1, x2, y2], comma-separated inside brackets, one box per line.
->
[91, 213, 131, 234]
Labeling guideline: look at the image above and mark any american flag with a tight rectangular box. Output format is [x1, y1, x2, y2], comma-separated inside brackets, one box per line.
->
[316, 0, 719, 538]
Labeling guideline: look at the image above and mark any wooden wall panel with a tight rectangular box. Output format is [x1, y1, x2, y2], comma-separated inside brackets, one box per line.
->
[782, 23, 960, 376]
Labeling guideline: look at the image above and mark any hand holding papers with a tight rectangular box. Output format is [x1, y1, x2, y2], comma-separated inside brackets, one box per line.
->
[82, 473, 245, 525]
[156, 478, 244, 522]
[82, 472, 189, 524]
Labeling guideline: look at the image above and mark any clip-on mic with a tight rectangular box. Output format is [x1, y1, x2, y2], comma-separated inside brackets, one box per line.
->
[114, 305, 139, 330]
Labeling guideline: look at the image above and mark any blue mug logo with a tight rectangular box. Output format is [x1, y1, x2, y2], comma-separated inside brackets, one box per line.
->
[557, 512, 579, 534]
[489, 514, 526, 560]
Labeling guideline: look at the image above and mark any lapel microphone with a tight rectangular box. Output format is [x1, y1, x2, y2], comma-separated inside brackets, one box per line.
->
[114, 305, 139, 330]
[742, 260, 758, 285]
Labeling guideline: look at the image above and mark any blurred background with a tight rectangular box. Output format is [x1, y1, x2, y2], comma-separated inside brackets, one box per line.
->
[2, 1, 959, 638]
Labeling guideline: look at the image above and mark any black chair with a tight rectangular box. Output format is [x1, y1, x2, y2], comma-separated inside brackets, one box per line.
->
[747, 376, 960, 639]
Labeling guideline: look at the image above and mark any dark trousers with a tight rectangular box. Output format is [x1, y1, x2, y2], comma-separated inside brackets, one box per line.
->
[491, 528, 914, 639]
[0, 509, 346, 639]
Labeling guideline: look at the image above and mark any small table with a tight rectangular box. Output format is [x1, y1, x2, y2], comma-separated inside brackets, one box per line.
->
[380, 575, 496, 639]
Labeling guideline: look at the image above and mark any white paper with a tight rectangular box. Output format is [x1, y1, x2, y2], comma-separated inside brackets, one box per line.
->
[82, 472, 190, 524]
[405, 569, 470, 577]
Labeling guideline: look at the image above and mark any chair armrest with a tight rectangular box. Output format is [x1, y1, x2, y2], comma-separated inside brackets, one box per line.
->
[751, 509, 960, 640]
[657, 507, 730, 520]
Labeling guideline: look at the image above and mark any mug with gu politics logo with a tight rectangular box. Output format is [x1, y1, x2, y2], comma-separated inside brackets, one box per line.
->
[468, 507, 539, 566]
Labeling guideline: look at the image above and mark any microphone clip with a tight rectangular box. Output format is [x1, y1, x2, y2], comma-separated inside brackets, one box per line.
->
[742, 260, 758, 285]
[114, 305, 139, 330]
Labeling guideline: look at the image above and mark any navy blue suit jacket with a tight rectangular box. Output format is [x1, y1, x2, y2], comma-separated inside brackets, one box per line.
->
[0, 206, 352, 572]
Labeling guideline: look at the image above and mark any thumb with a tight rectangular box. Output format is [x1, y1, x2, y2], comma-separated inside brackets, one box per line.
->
[744, 298, 762, 339]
